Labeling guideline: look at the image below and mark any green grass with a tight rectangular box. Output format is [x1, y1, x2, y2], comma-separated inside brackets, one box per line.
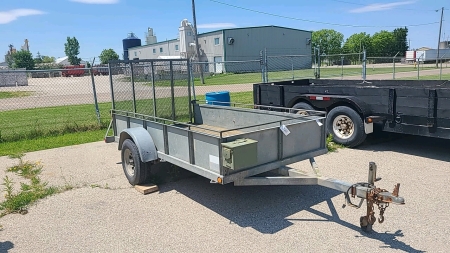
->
[0, 103, 112, 143]
[0, 130, 106, 156]
[0, 91, 33, 99]
[0, 156, 62, 217]
[0, 92, 254, 156]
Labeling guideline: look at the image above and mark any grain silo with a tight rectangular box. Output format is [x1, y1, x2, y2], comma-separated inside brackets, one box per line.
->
[123, 32, 141, 60]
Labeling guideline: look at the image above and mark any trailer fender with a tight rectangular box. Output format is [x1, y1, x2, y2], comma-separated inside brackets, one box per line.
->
[118, 128, 158, 163]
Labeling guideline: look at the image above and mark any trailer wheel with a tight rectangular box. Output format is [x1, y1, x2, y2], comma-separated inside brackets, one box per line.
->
[360, 216, 373, 233]
[291, 102, 315, 115]
[121, 139, 150, 185]
[326, 106, 366, 147]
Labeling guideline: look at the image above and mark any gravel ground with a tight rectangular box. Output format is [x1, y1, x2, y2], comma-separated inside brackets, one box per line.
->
[0, 133, 449, 252]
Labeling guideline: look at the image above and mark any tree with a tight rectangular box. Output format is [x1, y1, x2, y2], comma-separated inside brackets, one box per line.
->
[392, 27, 409, 56]
[42, 56, 56, 63]
[34, 52, 43, 64]
[342, 32, 372, 63]
[64, 36, 81, 65]
[11, 50, 35, 70]
[312, 29, 344, 55]
[99, 49, 119, 64]
[371, 30, 396, 57]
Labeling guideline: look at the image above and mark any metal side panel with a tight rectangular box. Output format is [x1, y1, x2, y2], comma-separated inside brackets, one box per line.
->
[167, 126, 190, 162]
[282, 120, 324, 159]
[115, 115, 129, 135]
[192, 132, 221, 174]
[146, 121, 165, 153]
[130, 117, 145, 128]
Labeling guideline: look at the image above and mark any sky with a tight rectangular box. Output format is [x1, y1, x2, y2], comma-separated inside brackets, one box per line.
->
[0, 0, 449, 63]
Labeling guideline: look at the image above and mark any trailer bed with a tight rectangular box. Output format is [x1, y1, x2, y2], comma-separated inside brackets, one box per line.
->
[254, 79, 450, 145]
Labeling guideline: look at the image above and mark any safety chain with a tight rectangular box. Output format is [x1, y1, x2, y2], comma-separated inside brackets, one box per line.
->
[369, 187, 390, 224]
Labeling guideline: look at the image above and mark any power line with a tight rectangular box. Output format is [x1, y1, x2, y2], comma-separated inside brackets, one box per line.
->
[330, 0, 446, 12]
[208, 0, 440, 28]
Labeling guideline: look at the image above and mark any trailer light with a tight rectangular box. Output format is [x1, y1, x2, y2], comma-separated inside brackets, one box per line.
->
[217, 177, 223, 184]
[367, 117, 373, 123]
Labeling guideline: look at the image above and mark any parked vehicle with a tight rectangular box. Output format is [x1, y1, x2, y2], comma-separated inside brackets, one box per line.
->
[106, 59, 405, 232]
[253, 79, 450, 147]
[61, 65, 85, 77]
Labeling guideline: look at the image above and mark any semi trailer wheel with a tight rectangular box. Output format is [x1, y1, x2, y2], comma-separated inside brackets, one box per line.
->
[121, 139, 150, 185]
[326, 106, 366, 147]
[291, 102, 315, 115]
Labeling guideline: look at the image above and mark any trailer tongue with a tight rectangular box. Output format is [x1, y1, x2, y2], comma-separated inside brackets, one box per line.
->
[107, 59, 405, 232]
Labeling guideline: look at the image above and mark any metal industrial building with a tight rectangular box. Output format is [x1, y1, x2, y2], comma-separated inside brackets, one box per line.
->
[127, 20, 312, 73]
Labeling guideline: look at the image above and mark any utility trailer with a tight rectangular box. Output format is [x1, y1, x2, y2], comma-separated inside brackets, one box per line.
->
[254, 79, 450, 147]
[107, 59, 405, 232]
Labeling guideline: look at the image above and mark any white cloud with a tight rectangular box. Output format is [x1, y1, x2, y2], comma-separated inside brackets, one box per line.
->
[349, 1, 415, 13]
[197, 23, 237, 29]
[70, 0, 119, 4]
[0, 9, 45, 24]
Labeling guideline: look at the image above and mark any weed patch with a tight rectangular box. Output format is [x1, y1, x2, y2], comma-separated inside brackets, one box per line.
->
[0, 155, 71, 217]
[326, 134, 344, 152]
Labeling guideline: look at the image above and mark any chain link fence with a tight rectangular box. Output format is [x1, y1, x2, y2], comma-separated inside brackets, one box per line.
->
[365, 56, 450, 80]
[2, 50, 450, 146]
[109, 59, 192, 123]
[317, 53, 363, 79]
[0, 67, 112, 144]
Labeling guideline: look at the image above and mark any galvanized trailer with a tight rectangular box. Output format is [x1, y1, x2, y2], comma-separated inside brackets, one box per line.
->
[107, 59, 405, 232]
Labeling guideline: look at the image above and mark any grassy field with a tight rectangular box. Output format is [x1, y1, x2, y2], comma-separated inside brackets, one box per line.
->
[0, 92, 254, 156]
[0, 91, 33, 99]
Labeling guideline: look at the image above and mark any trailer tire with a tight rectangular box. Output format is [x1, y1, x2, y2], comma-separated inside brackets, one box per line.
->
[121, 139, 150, 185]
[326, 106, 366, 147]
[291, 102, 315, 115]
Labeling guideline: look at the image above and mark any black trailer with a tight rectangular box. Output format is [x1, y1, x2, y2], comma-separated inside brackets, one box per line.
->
[253, 79, 450, 147]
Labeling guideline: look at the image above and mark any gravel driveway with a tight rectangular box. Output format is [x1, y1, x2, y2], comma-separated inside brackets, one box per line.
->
[0, 134, 449, 252]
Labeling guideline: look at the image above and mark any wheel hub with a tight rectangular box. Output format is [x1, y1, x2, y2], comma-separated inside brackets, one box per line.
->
[333, 115, 354, 139]
[123, 149, 135, 176]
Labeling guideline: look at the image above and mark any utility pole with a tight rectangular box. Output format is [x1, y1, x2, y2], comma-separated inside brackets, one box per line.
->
[436, 7, 444, 68]
[192, 0, 205, 84]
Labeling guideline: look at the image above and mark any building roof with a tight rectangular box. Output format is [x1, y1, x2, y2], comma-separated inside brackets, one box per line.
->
[128, 25, 312, 50]
[417, 47, 432, 51]
[56, 56, 69, 64]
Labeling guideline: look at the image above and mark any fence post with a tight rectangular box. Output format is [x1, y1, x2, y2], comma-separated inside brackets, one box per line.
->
[440, 58, 443, 80]
[90, 66, 101, 125]
[417, 59, 420, 80]
[264, 48, 268, 83]
[362, 50, 367, 81]
[260, 50, 265, 83]
[108, 63, 115, 110]
[150, 61, 157, 118]
[190, 63, 196, 100]
[341, 56, 344, 79]
[169, 61, 176, 120]
[130, 62, 137, 113]
[291, 56, 294, 80]
[317, 47, 321, 79]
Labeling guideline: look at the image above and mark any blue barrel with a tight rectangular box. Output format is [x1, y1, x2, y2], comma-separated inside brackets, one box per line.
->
[205, 91, 231, 106]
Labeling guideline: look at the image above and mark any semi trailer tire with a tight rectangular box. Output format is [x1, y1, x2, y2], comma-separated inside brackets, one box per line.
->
[326, 106, 366, 147]
[291, 102, 315, 115]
